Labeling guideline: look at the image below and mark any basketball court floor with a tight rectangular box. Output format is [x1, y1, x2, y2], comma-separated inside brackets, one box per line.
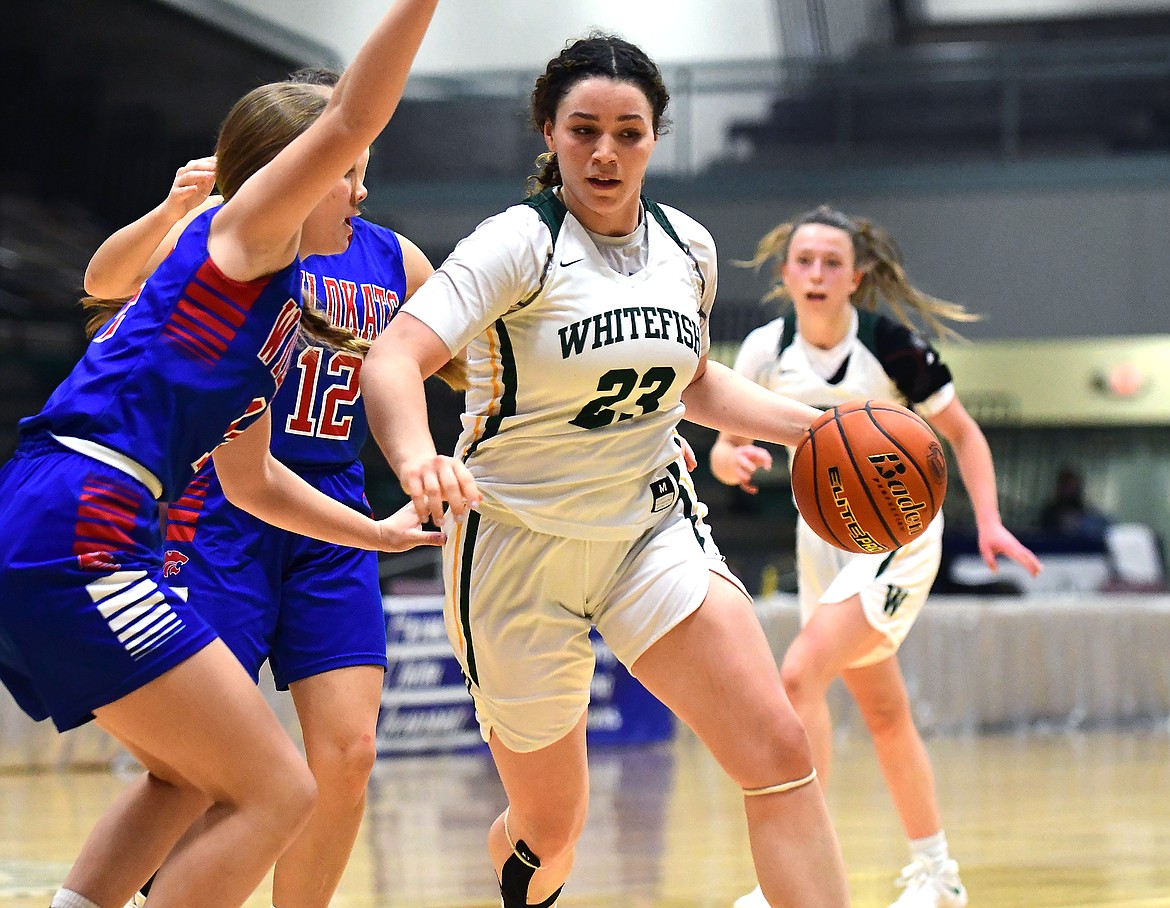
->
[2, 725, 1168, 907]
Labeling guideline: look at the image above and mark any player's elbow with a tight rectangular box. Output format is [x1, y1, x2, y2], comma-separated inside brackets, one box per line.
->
[83, 269, 140, 301]
[82, 270, 118, 299]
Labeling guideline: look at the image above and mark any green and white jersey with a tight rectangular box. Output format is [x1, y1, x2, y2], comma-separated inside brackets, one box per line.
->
[403, 189, 715, 541]
[733, 308, 955, 417]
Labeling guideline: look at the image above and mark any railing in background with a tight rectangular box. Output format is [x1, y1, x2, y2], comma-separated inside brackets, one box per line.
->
[395, 32, 1170, 177]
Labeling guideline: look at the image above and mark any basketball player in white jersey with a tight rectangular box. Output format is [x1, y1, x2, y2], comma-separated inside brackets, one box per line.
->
[361, 34, 852, 908]
[711, 206, 1041, 908]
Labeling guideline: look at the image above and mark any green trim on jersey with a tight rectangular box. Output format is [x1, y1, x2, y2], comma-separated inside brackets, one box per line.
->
[523, 188, 700, 291]
[666, 461, 705, 547]
[778, 313, 797, 356]
[643, 198, 684, 247]
[523, 188, 568, 243]
[777, 309, 882, 358]
[457, 509, 481, 687]
[464, 319, 518, 460]
[875, 548, 899, 577]
[856, 308, 879, 352]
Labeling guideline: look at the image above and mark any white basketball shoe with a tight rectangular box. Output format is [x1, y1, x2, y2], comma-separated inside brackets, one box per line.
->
[888, 857, 968, 908]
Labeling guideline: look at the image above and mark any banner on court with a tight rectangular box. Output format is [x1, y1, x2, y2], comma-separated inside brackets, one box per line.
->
[378, 595, 675, 756]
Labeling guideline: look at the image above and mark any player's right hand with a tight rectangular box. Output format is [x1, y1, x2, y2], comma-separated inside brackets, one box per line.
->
[399, 454, 481, 527]
[164, 156, 218, 217]
[374, 502, 447, 552]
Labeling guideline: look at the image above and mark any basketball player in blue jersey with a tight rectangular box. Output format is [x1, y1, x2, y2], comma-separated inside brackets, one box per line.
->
[0, 3, 449, 907]
[83, 69, 451, 907]
[711, 207, 1041, 908]
[362, 35, 851, 908]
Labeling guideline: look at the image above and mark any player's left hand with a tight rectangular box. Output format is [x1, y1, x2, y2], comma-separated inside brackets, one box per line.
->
[978, 523, 1042, 577]
[374, 501, 447, 552]
[679, 436, 698, 472]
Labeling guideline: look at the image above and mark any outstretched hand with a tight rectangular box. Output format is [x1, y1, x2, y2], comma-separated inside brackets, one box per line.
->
[978, 523, 1042, 577]
[725, 442, 772, 493]
[400, 454, 481, 527]
[164, 156, 218, 217]
[375, 502, 447, 552]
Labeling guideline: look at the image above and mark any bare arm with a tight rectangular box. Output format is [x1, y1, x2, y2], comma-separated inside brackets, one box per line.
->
[398, 233, 434, 298]
[210, 0, 438, 282]
[928, 396, 1041, 576]
[361, 312, 479, 525]
[84, 157, 219, 298]
[213, 408, 444, 552]
[683, 357, 821, 446]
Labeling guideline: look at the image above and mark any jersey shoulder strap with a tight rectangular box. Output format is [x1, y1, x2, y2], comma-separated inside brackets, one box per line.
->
[777, 313, 797, 357]
[643, 197, 688, 253]
[643, 196, 707, 297]
[855, 308, 880, 354]
[523, 188, 568, 243]
[517, 188, 567, 307]
[524, 188, 692, 253]
[522, 189, 707, 298]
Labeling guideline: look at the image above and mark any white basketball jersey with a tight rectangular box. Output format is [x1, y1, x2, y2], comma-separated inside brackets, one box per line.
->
[403, 190, 715, 540]
[732, 309, 955, 417]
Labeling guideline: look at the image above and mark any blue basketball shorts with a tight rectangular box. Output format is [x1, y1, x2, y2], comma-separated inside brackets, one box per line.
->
[0, 435, 217, 731]
[163, 458, 385, 689]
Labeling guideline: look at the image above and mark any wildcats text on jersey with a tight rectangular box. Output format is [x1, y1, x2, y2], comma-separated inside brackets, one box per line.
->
[302, 272, 400, 340]
[558, 306, 701, 359]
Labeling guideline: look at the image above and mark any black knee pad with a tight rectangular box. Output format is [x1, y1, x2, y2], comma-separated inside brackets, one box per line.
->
[499, 838, 563, 908]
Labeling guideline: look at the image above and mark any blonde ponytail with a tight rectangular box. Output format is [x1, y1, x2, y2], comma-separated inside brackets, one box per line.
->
[741, 205, 980, 340]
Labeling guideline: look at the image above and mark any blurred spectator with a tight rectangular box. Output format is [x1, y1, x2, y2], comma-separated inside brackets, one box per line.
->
[1039, 467, 1111, 540]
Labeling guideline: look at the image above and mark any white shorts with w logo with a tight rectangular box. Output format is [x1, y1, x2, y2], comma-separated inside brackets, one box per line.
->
[797, 514, 944, 668]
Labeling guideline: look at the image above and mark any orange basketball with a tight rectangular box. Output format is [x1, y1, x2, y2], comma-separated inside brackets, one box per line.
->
[790, 400, 947, 554]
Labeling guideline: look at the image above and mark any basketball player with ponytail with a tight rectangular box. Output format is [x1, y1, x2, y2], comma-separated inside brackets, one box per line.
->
[362, 34, 851, 908]
[0, 3, 445, 907]
[712, 206, 1041, 908]
[82, 68, 464, 908]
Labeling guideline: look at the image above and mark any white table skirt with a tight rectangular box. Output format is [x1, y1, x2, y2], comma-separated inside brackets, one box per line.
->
[4, 593, 1169, 770]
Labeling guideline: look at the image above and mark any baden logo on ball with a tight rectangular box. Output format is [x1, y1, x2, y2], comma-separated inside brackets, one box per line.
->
[790, 400, 947, 554]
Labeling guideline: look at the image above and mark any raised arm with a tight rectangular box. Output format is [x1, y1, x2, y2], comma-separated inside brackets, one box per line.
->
[210, 0, 439, 282]
[84, 157, 219, 298]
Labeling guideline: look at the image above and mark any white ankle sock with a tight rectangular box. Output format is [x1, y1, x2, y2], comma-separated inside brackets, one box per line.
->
[50, 890, 102, 908]
[909, 830, 950, 867]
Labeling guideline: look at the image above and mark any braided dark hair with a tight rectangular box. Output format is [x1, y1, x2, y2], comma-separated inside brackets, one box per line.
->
[526, 33, 670, 196]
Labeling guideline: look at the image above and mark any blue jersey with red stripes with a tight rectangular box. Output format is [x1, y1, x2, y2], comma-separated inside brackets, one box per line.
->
[273, 218, 406, 466]
[18, 206, 302, 502]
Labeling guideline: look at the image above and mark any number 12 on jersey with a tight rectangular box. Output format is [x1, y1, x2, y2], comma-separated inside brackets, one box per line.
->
[284, 346, 363, 439]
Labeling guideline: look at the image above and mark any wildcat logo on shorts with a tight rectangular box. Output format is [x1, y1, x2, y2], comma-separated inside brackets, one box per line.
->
[163, 550, 189, 577]
[649, 476, 677, 514]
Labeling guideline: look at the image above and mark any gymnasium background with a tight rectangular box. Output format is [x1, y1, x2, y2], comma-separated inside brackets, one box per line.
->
[2, 0, 1169, 839]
